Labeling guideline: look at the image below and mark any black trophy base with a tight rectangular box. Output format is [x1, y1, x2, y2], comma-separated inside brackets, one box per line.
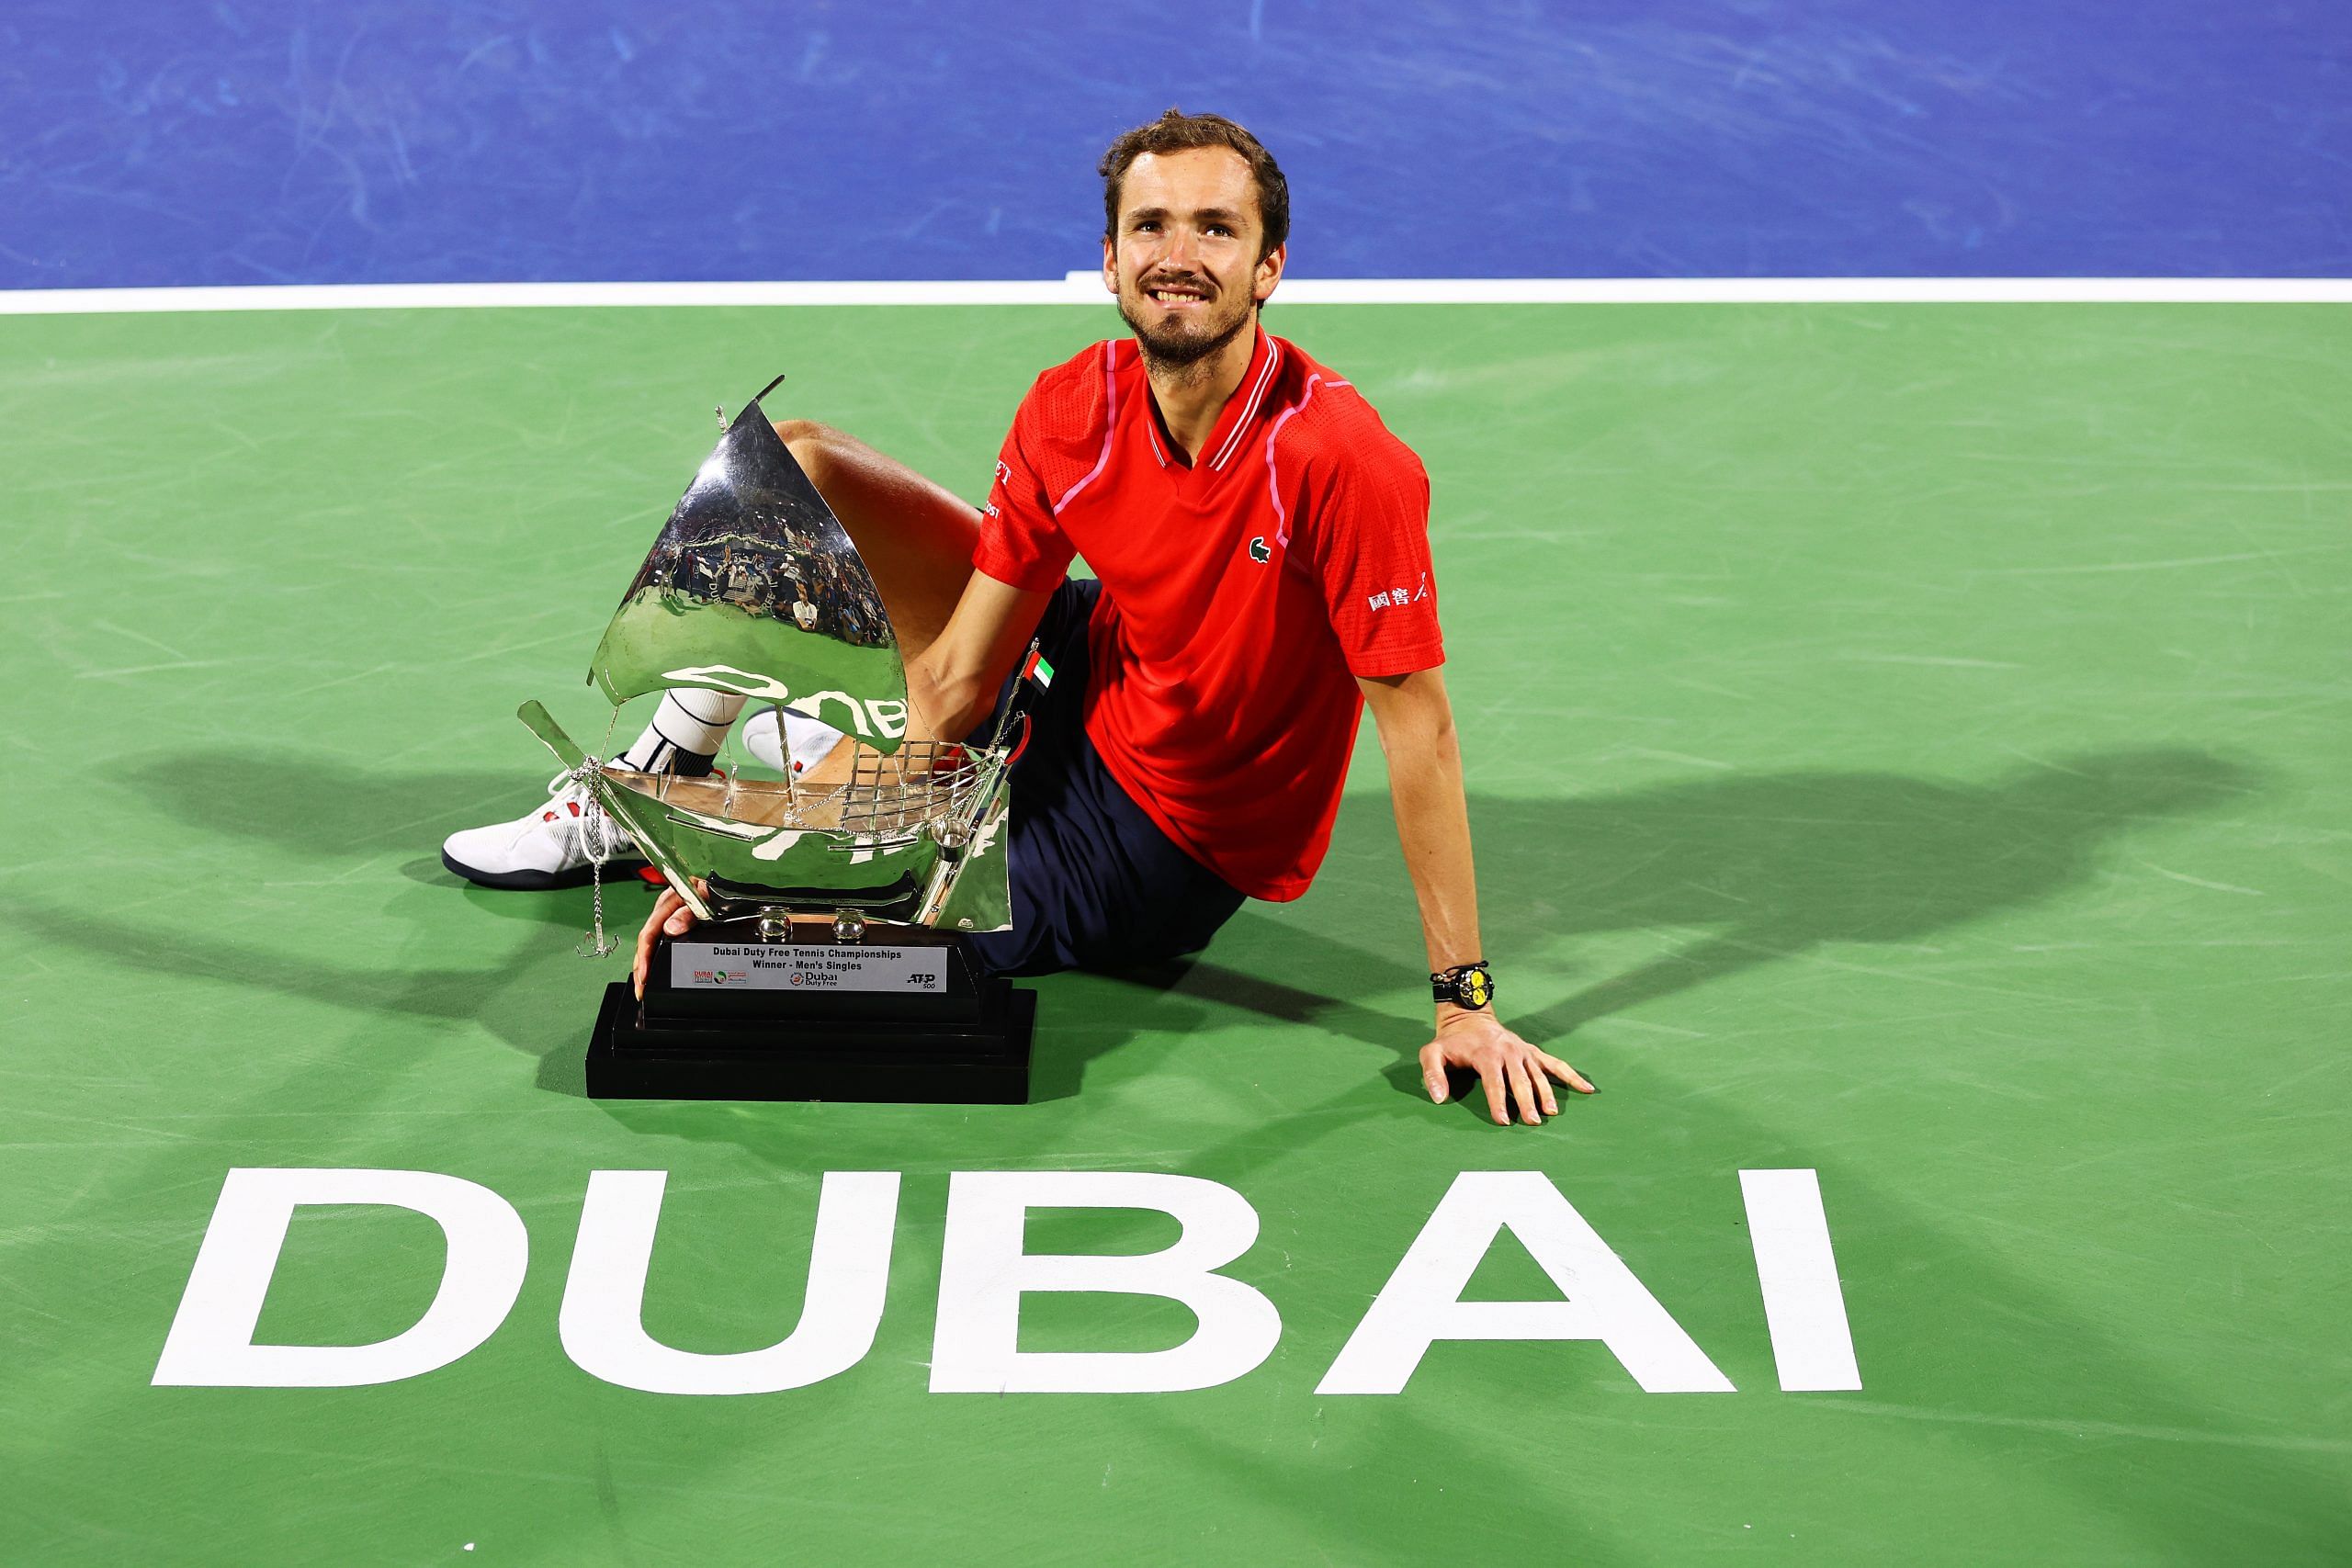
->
[583, 931, 1035, 1103]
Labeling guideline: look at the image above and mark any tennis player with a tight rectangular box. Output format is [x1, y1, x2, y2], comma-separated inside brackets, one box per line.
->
[448, 110, 1591, 1126]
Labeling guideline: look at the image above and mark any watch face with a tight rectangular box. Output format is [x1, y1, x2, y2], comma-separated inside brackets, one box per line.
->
[1461, 969, 1493, 1008]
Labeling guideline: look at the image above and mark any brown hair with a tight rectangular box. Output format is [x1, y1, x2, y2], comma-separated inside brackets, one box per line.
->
[1098, 109, 1290, 260]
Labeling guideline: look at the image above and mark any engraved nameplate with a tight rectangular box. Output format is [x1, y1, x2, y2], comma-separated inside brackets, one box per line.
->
[670, 942, 947, 994]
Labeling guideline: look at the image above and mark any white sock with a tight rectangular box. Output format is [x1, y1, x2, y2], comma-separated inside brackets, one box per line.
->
[743, 706, 850, 773]
[620, 690, 746, 775]
[780, 709, 849, 773]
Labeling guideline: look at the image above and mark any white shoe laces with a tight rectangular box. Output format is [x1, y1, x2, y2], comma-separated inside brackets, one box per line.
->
[546, 766, 626, 958]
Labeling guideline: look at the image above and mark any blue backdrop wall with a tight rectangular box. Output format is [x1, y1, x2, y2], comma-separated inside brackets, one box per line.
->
[2, 0, 2344, 288]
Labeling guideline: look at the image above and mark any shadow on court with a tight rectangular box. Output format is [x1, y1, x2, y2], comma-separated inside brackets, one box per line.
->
[31, 760, 663, 1078]
[83, 742, 2259, 1102]
[1170, 744, 2259, 1064]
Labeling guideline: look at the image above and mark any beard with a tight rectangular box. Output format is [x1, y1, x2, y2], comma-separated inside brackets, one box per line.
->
[1117, 274, 1256, 377]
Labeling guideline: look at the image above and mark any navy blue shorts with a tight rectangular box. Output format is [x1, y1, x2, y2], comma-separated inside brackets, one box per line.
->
[966, 579, 1246, 977]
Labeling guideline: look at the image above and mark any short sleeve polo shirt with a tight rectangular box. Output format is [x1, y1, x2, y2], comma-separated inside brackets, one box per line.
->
[977, 328, 1442, 901]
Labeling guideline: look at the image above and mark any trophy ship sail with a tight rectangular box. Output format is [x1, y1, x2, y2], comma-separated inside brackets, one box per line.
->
[517, 378, 1016, 937]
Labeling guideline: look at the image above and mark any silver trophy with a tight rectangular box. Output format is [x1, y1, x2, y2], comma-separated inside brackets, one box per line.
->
[520, 378, 1033, 1102]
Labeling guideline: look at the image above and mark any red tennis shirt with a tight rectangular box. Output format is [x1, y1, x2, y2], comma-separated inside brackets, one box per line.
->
[975, 327, 1443, 901]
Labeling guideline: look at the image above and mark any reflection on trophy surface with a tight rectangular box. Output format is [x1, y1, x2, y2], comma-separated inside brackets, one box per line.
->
[518, 375, 1019, 940]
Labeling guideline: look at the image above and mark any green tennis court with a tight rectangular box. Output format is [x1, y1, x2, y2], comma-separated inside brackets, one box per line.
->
[4, 301, 2346, 1563]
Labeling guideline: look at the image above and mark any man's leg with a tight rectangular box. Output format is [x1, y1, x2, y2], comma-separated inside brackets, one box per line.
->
[442, 422, 981, 889]
[621, 689, 742, 778]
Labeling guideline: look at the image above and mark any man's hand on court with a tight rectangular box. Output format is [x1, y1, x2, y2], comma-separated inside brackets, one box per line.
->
[631, 882, 705, 998]
[1419, 1008, 1595, 1126]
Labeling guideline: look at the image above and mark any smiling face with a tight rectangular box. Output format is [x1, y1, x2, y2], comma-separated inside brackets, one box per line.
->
[1102, 146, 1285, 371]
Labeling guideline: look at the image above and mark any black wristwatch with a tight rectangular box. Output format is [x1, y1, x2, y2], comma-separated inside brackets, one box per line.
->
[1431, 960, 1495, 1010]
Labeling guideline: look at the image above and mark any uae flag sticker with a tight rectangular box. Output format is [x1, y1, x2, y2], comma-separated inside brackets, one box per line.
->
[1021, 649, 1055, 689]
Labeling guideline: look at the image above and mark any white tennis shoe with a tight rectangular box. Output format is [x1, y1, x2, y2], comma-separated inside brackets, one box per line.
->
[439, 773, 644, 891]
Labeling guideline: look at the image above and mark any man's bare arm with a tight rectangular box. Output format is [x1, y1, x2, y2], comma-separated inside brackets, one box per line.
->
[904, 570, 1057, 742]
[1358, 668, 1595, 1125]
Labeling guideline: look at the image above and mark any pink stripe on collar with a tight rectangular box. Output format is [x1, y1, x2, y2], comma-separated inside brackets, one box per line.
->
[1052, 340, 1121, 513]
[1210, 336, 1282, 471]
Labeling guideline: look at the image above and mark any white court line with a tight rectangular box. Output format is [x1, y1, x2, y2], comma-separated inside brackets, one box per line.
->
[1740, 1168, 1863, 1392]
[1, 274, 2348, 314]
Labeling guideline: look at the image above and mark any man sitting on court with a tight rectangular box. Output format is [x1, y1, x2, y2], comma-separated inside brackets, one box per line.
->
[441, 110, 1591, 1127]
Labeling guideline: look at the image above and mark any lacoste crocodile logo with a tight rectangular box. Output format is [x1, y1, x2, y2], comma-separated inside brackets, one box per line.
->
[1248, 536, 1271, 563]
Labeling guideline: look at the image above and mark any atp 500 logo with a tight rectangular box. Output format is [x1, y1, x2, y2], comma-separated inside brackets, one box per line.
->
[149, 1168, 1859, 1398]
